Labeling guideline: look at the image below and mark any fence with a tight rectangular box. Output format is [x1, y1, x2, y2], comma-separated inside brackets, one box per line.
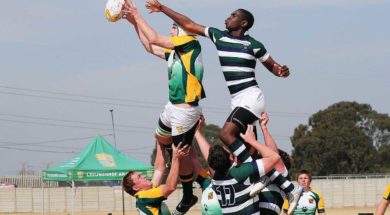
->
[0, 175, 389, 213]
[311, 175, 390, 208]
[0, 175, 58, 188]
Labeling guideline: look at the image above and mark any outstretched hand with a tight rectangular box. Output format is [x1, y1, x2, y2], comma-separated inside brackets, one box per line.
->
[172, 142, 190, 159]
[239, 125, 257, 145]
[260, 112, 269, 128]
[196, 115, 205, 132]
[122, 0, 138, 23]
[273, 64, 290, 78]
[145, 0, 162, 14]
[280, 65, 290, 77]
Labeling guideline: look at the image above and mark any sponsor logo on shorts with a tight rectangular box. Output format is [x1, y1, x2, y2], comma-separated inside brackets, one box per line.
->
[176, 126, 185, 134]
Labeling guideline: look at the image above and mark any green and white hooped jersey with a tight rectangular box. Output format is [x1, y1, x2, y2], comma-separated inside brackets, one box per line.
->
[257, 170, 288, 215]
[211, 161, 266, 215]
[201, 186, 223, 215]
[228, 139, 287, 215]
[205, 27, 269, 96]
[164, 35, 205, 104]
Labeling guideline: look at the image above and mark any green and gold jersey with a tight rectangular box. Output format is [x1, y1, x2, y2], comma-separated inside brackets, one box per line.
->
[134, 185, 168, 215]
[283, 188, 325, 215]
[164, 35, 205, 104]
[205, 27, 269, 95]
[383, 183, 390, 200]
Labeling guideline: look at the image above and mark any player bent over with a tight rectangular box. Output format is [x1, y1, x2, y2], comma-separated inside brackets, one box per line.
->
[122, 144, 189, 214]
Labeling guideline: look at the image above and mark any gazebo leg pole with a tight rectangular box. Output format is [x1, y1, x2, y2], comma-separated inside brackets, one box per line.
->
[72, 180, 75, 215]
[41, 180, 44, 215]
[122, 188, 125, 215]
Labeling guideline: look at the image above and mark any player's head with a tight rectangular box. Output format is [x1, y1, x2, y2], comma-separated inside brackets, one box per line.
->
[238, 9, 254, 31]
[172, 22, 189, 36]
[278, 149, 292, 170]
[122, 171, 152, 196]
[208, 145, 234, 173]
[225, 9, 254, 32]
[297, 169, 312, 189]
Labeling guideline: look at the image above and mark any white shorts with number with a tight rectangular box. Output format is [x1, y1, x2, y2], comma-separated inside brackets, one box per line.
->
[157, 102, 202, 137]
[231, 86, 265, 119]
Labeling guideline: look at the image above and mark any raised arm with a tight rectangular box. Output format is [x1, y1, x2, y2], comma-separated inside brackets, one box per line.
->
[240, 125, 280, 173]
[146, 0, 206, 36]
[262, 56, 290, 78]
[194, 116, 215, 176]
[194, 116, 209, 161]
[123, 1, 165, 59]
[260, 112, 286, 173]
[160, 143, 189, 197]
[151, 141, 167, 186]
[124, 1, 174, 49]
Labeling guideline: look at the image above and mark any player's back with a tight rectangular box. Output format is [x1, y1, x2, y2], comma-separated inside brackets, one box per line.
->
[211, 164, 260, 215]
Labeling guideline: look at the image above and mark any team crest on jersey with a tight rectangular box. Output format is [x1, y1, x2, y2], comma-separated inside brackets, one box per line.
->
[309, 198, 314, 203]
[208, 191, 214, 200]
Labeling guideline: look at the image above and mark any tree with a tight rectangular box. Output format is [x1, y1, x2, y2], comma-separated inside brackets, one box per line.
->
[291, 101, 390, 175]
[17, 162, 36, 175]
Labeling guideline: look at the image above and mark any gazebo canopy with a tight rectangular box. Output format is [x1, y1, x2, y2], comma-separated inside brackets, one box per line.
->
[42, 135, 153, 181]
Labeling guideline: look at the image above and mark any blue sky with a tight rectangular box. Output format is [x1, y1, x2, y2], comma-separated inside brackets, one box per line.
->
[0, 0, 389, 175]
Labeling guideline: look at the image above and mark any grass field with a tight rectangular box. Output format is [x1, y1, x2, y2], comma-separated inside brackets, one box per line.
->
[3, 207, 389, 215]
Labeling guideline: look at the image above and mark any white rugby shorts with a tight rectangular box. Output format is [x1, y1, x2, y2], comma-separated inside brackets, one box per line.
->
[157, 102, 202, 137]
[231, 86, 265, 119]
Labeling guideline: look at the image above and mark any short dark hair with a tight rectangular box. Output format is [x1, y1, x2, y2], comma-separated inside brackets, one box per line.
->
[278, 149, 292, 170]
[297, 169, 312, 182]
[208, 145, 232, 173]
[238, 9, 254, 31]
[122, 171, 136, 196]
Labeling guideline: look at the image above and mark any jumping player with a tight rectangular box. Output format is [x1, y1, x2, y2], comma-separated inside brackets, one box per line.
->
[122, 1, 206, 214]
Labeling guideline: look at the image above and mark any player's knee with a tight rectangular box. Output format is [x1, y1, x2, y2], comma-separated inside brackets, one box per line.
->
[155, 134, 172, 145]
[219, 128, 234, 145]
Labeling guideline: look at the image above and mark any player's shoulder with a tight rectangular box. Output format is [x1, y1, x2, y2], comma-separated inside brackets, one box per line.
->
[207, 27, 228, 37]
[246, 34, 265, 47]
[171, 35, 198, 46]
[136, 186, 164, 199]
[310, 188, 324, 198]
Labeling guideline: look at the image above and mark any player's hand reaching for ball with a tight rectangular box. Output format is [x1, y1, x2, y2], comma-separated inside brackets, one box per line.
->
[146, 0, 162, 14]
[122, 0, 138, 23]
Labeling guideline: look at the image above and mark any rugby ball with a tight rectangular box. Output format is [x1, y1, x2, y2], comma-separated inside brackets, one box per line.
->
[105, 0, 125, 22]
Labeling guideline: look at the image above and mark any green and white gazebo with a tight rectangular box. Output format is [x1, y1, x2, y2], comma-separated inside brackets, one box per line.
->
[42, 135, 154, 214]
